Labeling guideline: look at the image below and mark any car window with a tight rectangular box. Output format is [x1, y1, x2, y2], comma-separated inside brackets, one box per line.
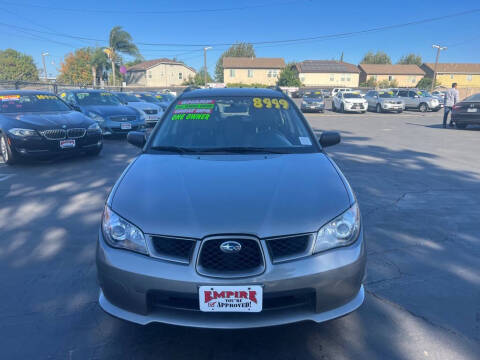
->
[116, 93, 140, 102]
[408, 91, 418, 98]
[75, 92, 121, 106]
[396, 90, 408, 97]
[343, 93, 362, 99]
[378, 91, 395, 98]
[464, 93, 480, 102]
[149, 96, 316, 153]
[0, 93, 71, 113]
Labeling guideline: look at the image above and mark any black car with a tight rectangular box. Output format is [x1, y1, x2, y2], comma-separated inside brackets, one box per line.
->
[452, 93, 480, 129]
[300, 91, 325, 113]
[0, 91, 102, 165]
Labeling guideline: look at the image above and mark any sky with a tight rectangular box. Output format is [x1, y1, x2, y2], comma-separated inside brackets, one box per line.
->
[0, 0, 479, 78]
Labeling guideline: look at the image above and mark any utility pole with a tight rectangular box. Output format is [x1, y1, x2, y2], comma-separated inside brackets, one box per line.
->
[431, 44, 447, 91]
[203, 47, 212, 86]
[41, 52, 49, 82]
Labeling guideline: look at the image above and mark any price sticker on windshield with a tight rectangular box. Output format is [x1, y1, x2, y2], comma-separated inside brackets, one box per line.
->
[252, 98, 289, 110]
[36, 95, 57, 100]
[101, 92, 113, 96]
[0, 95, 20, 102]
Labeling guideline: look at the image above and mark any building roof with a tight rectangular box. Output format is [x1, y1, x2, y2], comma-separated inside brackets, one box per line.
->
[127, 58, 196, 73]
[422, 63, 480, 74]
[222, 57, 285, 69]
[296, 60, 359, 74]
[358, 64, 425, 75]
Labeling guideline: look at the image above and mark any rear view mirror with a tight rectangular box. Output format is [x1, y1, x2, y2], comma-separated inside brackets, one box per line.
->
[319, 131, 341, 148]
[127, 131, 146, 148]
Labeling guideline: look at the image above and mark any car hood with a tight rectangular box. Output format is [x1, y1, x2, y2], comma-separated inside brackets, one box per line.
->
[380, 97, 403, 103]
[2, 111, 93, 129]
[80, 104, 138, 117]
[111, 153, 351, 239]
[127, 102, 160, 111]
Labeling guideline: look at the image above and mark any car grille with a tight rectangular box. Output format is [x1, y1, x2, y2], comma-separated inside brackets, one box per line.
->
[149, 236, 196, 264]
[110, 115, 137, 122]
[148, 289, 315, 312]
[67, 128, 86, 139]
[144, 109, 158, 115]
[197, 237, 264, 277]
[41, 129, 66, 140]
[266, 234, 315, 263]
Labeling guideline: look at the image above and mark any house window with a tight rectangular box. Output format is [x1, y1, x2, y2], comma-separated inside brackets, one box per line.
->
[178, 72, 182, 80]
[268, 70, 278, 78]
[230, 69, 236, 77]
[147, 71, 152, 79]
[248, 69, 254, 78]
[409, 76, 416, 83]
[467, 74, 473, 81]
[388, 75, 394, 81]
[372, 75, 377, 80]
[330, 74, 335, 81]
[450, 74, 454, 79]
[346, 75, 351, 82]
[300, 76, 305, 82]
[341, 74, 345, 81]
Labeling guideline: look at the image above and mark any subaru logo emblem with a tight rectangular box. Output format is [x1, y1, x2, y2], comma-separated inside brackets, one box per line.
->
[220, 241, 242, 253]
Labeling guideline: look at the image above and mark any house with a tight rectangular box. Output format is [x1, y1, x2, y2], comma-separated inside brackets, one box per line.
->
[295, 60, 360, 87]
[125, 58, 196, 87]
[421, 63, 480, 87]
[358, 64, 425, 87]
[223, 57, 285, 86]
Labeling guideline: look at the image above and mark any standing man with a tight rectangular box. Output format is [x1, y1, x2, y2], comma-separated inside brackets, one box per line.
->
[443, 83, 459, 128]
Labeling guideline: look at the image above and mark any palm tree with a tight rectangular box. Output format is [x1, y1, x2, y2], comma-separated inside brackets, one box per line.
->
[104, 26, 140, 86]
[90, 47, 109, 88]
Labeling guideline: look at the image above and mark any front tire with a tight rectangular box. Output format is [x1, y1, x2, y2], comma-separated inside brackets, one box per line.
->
[419, 103, 428, 112]
[0, 134, 18, 165]
[376, 104, 382, 113]
[86, 143, 103, 156]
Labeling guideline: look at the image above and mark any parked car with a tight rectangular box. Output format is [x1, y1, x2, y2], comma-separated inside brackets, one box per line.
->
[452, 93, 480, 129]
[301, 91, 325, 113]
[432, 90, 446, 102]
[96, 87, 366, 328]
[331, 88, 352, 97]
[332, 91, 367, 113]
[365, 90, 405, 113]
[159, 89, 177, 97]
[133, 92, 171, 112]
[152, 92, 176, 108]
[390, 89, 441, 112]
[60, 90, 145, 135]
[0, 91, 102, 164]
[114, 92, 163, 126]
[321, 89, 331, 98]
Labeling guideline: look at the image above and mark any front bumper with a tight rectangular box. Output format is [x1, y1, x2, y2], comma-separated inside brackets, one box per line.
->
[344, 103, 367, 112]
[301, 104, 325, 112]
[96, 229, 366, 328]
[10, 133, 102, 157]
[101, 120, 146, 135]
[452, 112, 480, 124]
[382, 103, 404, 111]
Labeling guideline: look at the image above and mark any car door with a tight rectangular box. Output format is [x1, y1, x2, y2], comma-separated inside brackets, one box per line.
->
[396, 90, 410, 108]
[407, 91, 420, 108]
[366, 91, 376, 109]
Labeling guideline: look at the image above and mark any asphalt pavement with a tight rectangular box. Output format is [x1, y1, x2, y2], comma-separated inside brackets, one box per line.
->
[0, 109, 479, 359]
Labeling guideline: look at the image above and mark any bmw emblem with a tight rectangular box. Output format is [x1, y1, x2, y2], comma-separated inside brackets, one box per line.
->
[219, 241, 242, 253]
[62, 125, 67, 129]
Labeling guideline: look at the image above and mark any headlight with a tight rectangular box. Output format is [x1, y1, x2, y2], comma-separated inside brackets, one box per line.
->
[87, 123, 101, 132]
[8, 128, 38, 137]
[102, 206, 148, 254]
[313, 203, 360, 254]
[87, 112, 105, 123]
[344, 100, 351, 104]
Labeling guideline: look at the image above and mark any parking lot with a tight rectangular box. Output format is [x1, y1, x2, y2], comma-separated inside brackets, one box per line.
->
[1, 108, 479, 359]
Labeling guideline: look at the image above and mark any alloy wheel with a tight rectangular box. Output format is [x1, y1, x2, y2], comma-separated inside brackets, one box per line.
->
[0, 136, 8, 162]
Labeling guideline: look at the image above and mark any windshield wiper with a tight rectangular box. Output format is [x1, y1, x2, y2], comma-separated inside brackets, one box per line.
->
[149, 146, 197, 154]
[197, 147, 289, 154]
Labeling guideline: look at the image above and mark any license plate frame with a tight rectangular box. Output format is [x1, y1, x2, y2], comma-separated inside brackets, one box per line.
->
[121, 123, 132, 130]
[467, 108, 477, 113]
[199, 285, 263, 312]
[59, 139, 75, 149]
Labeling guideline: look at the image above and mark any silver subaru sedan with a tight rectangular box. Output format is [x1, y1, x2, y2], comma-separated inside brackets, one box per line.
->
[96, 87, 366, 328]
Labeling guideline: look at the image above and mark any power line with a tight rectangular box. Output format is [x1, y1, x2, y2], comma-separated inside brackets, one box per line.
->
[0, 0, 300, 15]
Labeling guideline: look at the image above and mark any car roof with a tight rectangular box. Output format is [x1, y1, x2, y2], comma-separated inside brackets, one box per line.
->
[179, 87, 285, 99]
[65, 89, 112, 93]
[0, 90, 55, 95]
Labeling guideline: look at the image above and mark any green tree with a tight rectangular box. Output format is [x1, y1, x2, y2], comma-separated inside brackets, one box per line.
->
[183, 69, 213, 86]
[89, 47, 110, 87]
[397, 54, 422, 66]
[360, 51, 391, 64]
[360, 76, 377, 87]
[0, 49, 38, 81]
[277, 63, 302, 87]
[215, 43, 255, 82]
[104, 26, 140, 86]
[57, 48, 92, 85]
[124, 58, 143, 68]
[417, 77, 440, 89]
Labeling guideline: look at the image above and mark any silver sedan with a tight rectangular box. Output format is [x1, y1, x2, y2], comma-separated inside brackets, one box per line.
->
[96, 88, 366, 328]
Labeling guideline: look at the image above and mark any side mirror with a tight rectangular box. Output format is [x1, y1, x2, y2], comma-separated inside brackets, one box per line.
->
[414, 95, 419, 98]
[127, 131, 146, 148]
[319, 131, 341, 148]
[374, 95, 378, 99]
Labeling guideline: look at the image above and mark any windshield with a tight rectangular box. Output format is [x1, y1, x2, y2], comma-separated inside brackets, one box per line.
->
[149, 96, 316, 154]
[116, 93, 140, 102]
[419, 90, 432, 97]
[343, 93, 362, 99]
[156, 93, 175, 102]
[75, 92, 122, 106]
[464, 94, 480, 102]
[303, 92, 323, 99]
[378, 91, 395, 98]
[136, 93, 160, 103]
[0, 94, 70, 113]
